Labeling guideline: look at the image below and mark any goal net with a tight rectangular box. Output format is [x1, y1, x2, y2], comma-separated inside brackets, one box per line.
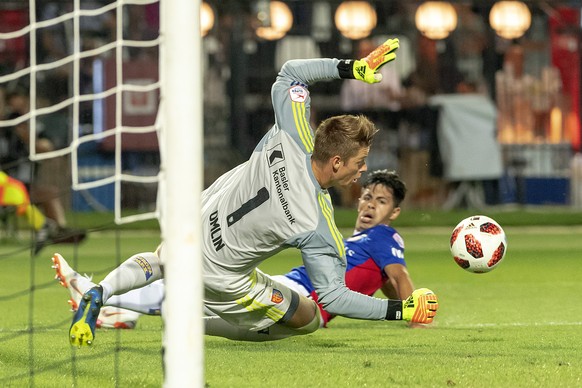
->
[0, 0, 202, 386]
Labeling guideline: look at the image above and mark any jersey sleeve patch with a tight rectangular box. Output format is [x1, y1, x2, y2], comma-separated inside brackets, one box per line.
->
[393, 232, 405, 249]
[289, 85, 308, 102]
[366, 226, 406, 268]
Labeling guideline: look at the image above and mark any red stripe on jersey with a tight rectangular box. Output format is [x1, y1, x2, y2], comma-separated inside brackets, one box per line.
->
[345, 258, 384, 297]
[312, 258, 383, 326]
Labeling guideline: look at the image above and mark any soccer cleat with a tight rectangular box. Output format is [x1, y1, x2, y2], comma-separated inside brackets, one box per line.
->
[96, 307, 139, 329]
[52, 253, 139, 330]
[69, 285, 103, 347]
[51, 253, 93, 310]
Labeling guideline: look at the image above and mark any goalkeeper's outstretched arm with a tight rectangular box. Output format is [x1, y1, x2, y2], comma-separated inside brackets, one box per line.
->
[337, 38, 400, 83]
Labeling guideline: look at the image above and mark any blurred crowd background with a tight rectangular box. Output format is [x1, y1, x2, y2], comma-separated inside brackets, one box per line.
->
[1, 0, 581, 214]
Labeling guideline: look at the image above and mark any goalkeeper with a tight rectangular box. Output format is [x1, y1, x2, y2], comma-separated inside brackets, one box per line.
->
[53, 169, 434, 331]
[64, 38, 439, 346]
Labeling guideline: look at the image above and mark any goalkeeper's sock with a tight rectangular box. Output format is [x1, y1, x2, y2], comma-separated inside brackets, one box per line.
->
[100, 252, 162, 303]
[105, 280, 164, 315]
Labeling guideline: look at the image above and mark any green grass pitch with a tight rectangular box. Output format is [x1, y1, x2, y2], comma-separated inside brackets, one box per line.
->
[1, 223, 581, 387]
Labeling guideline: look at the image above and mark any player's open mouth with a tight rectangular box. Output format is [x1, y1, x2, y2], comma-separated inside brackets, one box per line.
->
[360, 213, 373, 223]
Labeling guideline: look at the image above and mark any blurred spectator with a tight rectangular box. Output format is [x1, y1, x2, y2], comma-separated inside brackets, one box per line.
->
[399, 34, 464, 106]
[396, 36, 442, 208]
[0, 171, 51, 254]
[0, 87, 86, 249]
[399, 36, 439, 109]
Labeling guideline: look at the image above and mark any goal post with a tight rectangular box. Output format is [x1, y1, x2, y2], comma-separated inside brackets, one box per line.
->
[160, 0, 204, 386]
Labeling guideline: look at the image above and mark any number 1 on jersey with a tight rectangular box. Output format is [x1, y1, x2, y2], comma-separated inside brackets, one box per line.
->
[227, 187, 270, 227]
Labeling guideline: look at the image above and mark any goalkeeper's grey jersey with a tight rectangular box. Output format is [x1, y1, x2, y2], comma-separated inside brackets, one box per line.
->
[201, 58, 388, 321]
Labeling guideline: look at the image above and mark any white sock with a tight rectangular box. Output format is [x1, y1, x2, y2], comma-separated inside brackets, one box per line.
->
[65, 272, 96, 307]
[75, 274, 96, 296]
[99, 252, 162, 303]
[105, 280, 165, 315]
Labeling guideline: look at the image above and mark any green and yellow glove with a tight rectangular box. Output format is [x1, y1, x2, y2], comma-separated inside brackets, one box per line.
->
[337, 38, 400, 84]
[402, 288, 439, 324]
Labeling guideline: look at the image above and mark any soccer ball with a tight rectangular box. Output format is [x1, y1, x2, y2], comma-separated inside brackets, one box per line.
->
[450, 215, 507, 273]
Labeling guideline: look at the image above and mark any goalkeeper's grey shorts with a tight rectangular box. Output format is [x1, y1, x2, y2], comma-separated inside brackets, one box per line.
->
[204, 268, 300, 332]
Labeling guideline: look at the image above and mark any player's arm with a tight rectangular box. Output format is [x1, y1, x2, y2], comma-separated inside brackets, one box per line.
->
[382, 263, 414, 300]
[270, 38, 399, 153]
[273, 38, 399, 89]
[303, 250, 390, 320]
[337, 38, 399, 84]
[364, 228, 413, 301]
[380, 277, 398, 299]
[302, 249, 437, 324]
[270, 58, 344, 154]
[382, 263, 430, 328]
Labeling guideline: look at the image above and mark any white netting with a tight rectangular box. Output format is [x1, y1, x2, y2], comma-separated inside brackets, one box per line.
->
[0, 0, 161, 225]
[1, 2, 203, 385]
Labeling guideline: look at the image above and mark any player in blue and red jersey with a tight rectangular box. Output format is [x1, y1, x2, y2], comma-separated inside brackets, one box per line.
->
[274, 169, 415, 327]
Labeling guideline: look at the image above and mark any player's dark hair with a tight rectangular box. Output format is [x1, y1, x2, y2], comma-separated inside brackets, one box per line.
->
[312, 114, 378, 163]
[362, 169, 407, 207]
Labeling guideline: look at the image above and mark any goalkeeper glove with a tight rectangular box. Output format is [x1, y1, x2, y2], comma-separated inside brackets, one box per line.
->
[337, 38, 400, 84]
[402, 288, 439, 324]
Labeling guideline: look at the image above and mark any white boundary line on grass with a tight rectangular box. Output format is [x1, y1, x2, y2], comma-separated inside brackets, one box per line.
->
[398, 225, 582, 235]
[5, 321, 582, 334]
[440, 321, 582, 328]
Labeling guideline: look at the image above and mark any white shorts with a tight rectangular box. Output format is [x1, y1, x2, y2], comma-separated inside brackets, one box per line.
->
[271, 275, 310, 298]
[204, 269, 300, 331]
[272, 275, 325, 328]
